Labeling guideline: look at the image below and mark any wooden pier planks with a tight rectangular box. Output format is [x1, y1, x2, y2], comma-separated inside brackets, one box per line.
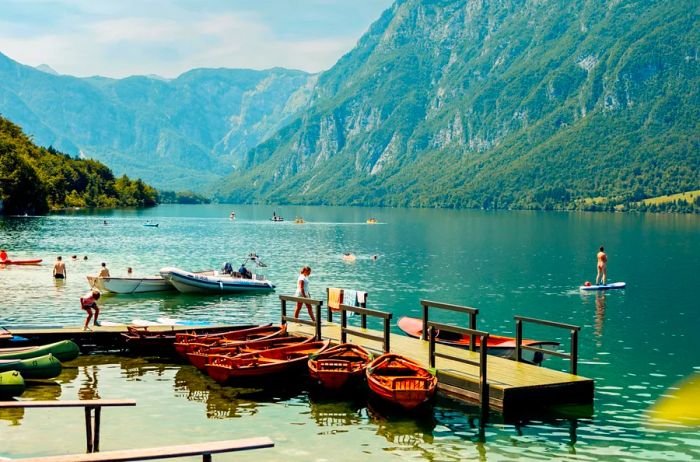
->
[288, 322, 593, 411]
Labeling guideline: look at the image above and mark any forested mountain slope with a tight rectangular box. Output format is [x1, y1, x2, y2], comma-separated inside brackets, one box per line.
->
[216, 0, 699, 211]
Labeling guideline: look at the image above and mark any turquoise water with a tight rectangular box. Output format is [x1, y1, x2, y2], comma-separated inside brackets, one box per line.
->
[1, 205, 699, 460]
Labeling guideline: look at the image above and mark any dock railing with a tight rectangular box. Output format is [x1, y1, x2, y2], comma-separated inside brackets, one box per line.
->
[427, 321, 490, 419]
[279, 295, 323, 340]
[420, 300, 479, 350]
[514, 316, 581, 374]
[338, 303, 392, 353]
[325, 288, 367, 322]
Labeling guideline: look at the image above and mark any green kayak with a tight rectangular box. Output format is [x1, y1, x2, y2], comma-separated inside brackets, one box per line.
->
[0, 370, 26, 398]
[0, 340, 79, 362]
[0, 354, 62, 380]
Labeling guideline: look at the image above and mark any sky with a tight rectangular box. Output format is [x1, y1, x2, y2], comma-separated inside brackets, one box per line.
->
[0, 0, 394, 78]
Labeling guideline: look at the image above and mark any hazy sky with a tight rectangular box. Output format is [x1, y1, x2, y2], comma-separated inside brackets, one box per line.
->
[0, 0, 394, 78]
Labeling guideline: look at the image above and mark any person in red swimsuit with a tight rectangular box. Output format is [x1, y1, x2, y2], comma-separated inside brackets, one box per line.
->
[80, 289, 101, 330]
[0, 250, 8, 262]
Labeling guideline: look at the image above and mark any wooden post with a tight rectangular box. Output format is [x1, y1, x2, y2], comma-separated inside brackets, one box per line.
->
[570, 328, 579, 375]
[383, 316, 391, 353]
[469, 312, 477, 352]
[361, 313, 367, 329]
[93, 406, 101, 452]
[280, 299, 287, 325]
[421, 302, 428, 340]
[315, 302, 323, 340]
[479, 336, 489, 422]
[84, 407, 93, 453]
[203, 453, 212, 462]
[326, 288, 333, 322]
[429, 326, 436, 368]
[515, 319, 523, 362]
[340, 308, 347, 343]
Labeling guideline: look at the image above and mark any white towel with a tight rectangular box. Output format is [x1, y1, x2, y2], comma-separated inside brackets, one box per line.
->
[356, 291, 367, 305]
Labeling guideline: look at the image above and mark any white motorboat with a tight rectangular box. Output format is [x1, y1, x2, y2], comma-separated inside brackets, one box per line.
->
[159, 253, 275, 294]
[159, 268, 275, 294]
[87, 275, 174, 294]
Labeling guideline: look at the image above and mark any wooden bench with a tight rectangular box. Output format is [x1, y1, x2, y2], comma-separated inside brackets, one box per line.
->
[8, 437, 274, 462]
[0, 400, 136, 453]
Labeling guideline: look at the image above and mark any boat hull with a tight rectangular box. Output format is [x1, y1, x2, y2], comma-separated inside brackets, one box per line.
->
[188, 335, 313, 370]
[0, 353, 62, 380]
[366, 353, 437, 410]
[0, 340, 80, 362]
[160, 267, 275, 294]
[1, 259, 42, 265]
[308, 343, 372, 390]
[173, 324, 279, 359]
[0, 370, 25, 398]
[87, 276, 174, 294]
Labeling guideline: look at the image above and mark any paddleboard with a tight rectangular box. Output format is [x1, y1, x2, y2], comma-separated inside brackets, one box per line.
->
[580, 282, 626, 291]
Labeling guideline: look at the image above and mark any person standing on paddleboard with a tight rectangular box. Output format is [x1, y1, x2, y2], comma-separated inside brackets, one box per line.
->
[596, 246, 608, 285]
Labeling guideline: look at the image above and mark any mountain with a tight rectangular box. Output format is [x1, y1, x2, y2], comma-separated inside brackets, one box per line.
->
[35, 64, 59, 75]
[215, 0, 700, 211]
[0, 53, 315, 190]
[0, 116, 157, 215]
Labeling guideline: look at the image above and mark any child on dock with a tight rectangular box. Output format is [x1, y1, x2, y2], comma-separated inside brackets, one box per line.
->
[80, 289, 101, 331]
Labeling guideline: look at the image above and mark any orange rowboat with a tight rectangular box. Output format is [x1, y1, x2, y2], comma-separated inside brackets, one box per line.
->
[366, 353, 437, 410]
[308, 343, 372, 390]
[187, 334, 313, 370]
[173, 324, 280, 359]
[206, 340, 329, 383]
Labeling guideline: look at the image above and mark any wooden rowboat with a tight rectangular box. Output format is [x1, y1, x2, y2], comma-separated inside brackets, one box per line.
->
[206, 340, 329, 383]
[0, 370, 25, 398]
[0, 353, 62, 380]
[366, 353, 437, 410]
[308, 343, 372, 390]
[175, 325, 285, 360]
[0, 340, 79, 362]
[187, 334, 313, 370]
[397, 316, 559, 363]
[173, 324, 275, 359]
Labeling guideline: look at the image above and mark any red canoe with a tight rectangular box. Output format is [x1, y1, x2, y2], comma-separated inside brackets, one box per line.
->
[308, 343, 372, 390]
[206, 340, 329, 383]
[0, 259, 43, 265]
[366, 353, 437, 410]
[397, 316, 559, 362]
[187, 334, 313, 370]
[173, 324, 280, 359]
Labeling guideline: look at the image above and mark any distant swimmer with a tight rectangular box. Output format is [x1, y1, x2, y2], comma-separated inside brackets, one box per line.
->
[0, 249, 7, 262]
[103, 220, 108, 225]
[596, 246, 608, 285]
[53, 256, 66, 279]
[127, 267, 133, 275]
[371, 255, 378, 261]
[98, 262, 111, 278]
[342, 252, 356, 262]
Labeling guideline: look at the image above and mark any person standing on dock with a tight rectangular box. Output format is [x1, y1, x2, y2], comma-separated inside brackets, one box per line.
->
[80, 289, 101, 330]
[53, 256, 66, 279]
[294, 266, 315, 322]
[98, 262, 110, 278]
[0, 249, 7, 262]
[596, 246, 608, 285]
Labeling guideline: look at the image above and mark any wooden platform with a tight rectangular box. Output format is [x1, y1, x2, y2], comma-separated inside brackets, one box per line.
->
[5, 324, 242, 352]
[288, 321, 593, 413]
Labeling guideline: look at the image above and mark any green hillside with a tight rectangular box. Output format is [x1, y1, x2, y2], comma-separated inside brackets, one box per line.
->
[215, 0, 700, 212]
[0, 116, 157, 214]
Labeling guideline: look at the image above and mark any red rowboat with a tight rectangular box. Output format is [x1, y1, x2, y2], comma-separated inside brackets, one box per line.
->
[0, 259, 42, 265]
[308, 343, 372, 390]
[397, 316, 559, 363]
[173, 324, 280, 359]
[187, 334, 313, 370]
[122, 325, 253, 356]
[366, 353, 437, 410]
[206, 340, 329, 383]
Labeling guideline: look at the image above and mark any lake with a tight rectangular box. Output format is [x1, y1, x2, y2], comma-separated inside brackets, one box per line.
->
[1, 204, 699, 460]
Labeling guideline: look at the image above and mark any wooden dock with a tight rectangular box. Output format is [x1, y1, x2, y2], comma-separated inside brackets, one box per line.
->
[281, 295, 594, 414]
[288, 321, 592, 412]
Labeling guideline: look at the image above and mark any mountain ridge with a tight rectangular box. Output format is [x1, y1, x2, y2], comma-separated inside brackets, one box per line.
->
[215, 0, 700, 211]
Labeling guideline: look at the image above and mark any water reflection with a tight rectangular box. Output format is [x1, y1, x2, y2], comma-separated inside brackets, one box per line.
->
[307, 389, 366, 427]
[78, 365, 101, 400]
[367, 400, 436, 446]
[594, 292, 606, 343]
